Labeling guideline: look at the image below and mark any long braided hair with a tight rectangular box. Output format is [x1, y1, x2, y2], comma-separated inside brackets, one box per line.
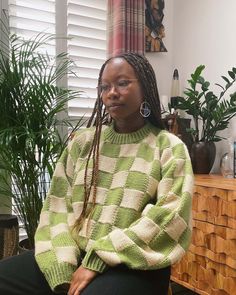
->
[73, 52, 164, 231]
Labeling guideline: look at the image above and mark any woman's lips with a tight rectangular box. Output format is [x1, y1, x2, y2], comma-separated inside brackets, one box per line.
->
[107, 104, 124, 110]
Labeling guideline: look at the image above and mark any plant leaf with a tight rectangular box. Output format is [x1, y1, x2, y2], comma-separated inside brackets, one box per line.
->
[228, 71, 235, 80]
[221, 76, 230, 84]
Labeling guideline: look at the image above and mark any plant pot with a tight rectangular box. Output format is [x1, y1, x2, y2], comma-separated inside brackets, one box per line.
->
[190, 141, 216, 174]
[18, 238, 32, 254]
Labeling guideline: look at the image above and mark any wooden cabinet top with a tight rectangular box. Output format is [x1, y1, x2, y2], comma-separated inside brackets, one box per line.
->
[194, 174, 236, 191]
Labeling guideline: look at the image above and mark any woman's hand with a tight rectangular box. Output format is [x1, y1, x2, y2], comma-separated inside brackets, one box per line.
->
[68, 266, 98, 295]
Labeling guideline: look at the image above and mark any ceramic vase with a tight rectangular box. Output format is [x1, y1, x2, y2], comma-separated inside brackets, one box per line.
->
[190, 141, 216, 174]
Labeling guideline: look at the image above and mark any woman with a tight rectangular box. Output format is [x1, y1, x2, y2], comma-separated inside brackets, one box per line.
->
[0, 53, 193, 295]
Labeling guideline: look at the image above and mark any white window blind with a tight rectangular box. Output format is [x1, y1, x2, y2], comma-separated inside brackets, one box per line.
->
[67, 0, 107, 120]
[0, 0, 9, 50]
[9, 0, 55, 57]
[8, 0, 107, 120]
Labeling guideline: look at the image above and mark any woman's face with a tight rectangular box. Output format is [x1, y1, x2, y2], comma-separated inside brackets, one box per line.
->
[100, 57, 145, 133]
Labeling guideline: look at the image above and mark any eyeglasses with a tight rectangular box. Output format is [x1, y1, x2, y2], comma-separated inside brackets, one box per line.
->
[97, 79, 138, 95]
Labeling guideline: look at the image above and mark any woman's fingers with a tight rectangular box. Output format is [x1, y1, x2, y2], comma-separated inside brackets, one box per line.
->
[75, 281, 88, 295]
[68, 281, 88, 295]
[68, 266, 98, 295]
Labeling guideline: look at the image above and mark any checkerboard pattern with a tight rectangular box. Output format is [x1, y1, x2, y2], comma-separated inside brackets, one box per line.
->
[35, 122, 193, 291]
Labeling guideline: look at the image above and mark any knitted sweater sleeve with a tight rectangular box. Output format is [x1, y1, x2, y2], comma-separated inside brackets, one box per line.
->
[82, 132, 194, 273]
[34, 137, 80, 291]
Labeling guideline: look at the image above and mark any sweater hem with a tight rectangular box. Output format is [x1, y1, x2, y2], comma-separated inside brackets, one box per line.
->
[43, 263, 77, 291]
[82, 249, 109, 273]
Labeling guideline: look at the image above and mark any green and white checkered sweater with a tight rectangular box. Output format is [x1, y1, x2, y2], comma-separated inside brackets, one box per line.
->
[35, 121, 193, 291]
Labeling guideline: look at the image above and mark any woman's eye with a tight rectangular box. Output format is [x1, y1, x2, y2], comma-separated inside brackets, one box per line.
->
[100, 84, 109, 91]
[117, 80, 130, 87]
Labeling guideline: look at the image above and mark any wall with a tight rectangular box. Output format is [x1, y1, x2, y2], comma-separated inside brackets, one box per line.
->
[149, 0, 236, 172]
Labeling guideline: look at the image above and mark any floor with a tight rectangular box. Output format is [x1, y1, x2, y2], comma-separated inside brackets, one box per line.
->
[171, 282, 198, 295]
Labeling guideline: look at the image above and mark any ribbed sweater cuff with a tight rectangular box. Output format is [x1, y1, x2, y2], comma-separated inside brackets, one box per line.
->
[43, 263, 76, 291]
[82, 249, 109, 273]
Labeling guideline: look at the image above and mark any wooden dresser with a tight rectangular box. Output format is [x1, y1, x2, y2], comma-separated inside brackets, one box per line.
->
[171, 174, 236, 295]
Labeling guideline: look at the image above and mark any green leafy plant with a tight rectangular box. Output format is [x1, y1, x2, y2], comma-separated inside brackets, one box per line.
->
[177, 65, 236, 142]
[0, 31, 84, 249]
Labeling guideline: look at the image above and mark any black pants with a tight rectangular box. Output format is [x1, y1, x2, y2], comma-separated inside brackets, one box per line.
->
[0, 250, 171, 295]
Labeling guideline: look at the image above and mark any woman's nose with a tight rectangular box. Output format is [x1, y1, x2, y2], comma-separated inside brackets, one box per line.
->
[107, 85, 119, 96]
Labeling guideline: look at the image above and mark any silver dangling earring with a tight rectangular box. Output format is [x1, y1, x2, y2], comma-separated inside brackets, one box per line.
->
[140, 100, 151, 117]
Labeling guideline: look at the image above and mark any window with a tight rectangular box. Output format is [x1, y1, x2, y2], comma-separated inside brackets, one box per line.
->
[8, 0, 107, 120]
[67, 0, 107, 119]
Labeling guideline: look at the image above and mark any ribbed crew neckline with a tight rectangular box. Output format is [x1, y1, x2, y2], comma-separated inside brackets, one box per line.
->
[103, 121, 155, 144]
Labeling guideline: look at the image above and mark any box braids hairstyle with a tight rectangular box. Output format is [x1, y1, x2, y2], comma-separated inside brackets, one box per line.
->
[74, 52, 164, 231]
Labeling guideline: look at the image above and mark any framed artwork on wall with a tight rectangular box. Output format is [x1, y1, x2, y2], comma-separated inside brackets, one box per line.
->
[145, 0, 167, 52]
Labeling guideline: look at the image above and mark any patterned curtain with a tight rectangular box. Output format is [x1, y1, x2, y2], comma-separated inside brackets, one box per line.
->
[107, 0, 145, 57]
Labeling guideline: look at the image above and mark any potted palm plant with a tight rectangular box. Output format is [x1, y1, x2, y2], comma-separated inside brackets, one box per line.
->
[177, 65, 236, 173]
[0, 31, 84, 249]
